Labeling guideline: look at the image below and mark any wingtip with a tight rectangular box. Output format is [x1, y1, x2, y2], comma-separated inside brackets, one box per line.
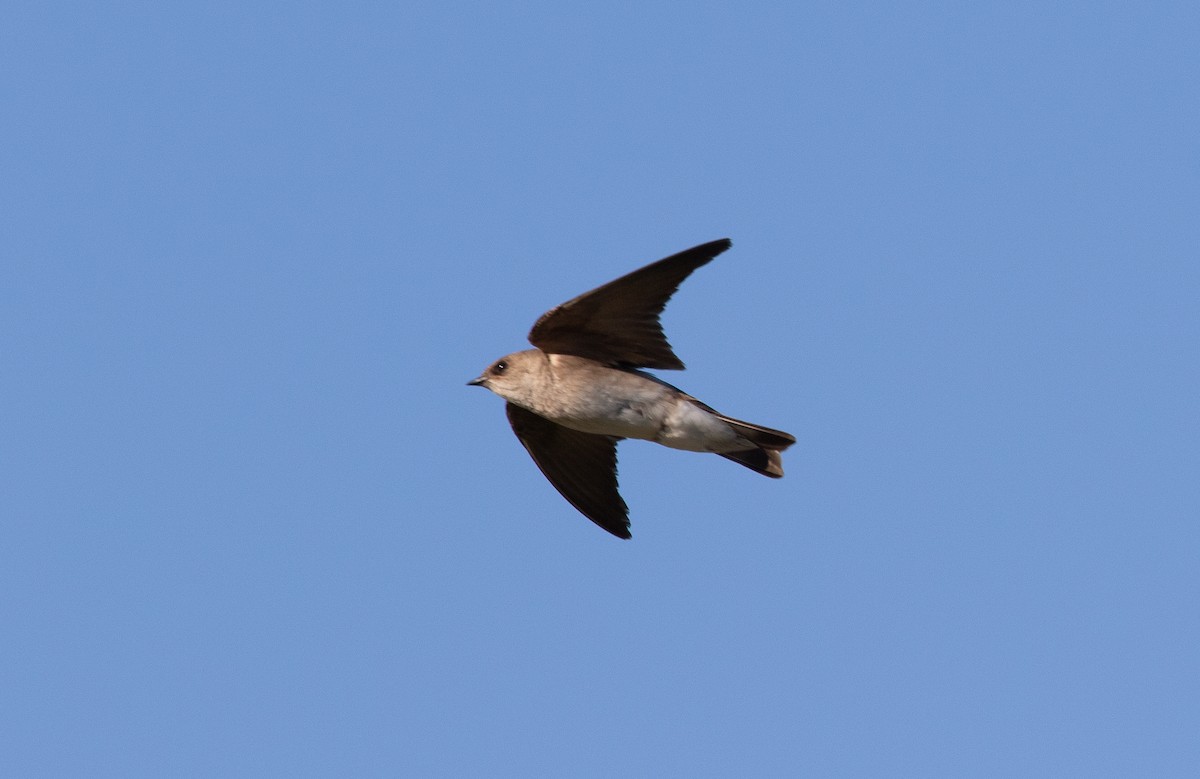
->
[597, 518, 632, 539]
[698, 237, 733, 258]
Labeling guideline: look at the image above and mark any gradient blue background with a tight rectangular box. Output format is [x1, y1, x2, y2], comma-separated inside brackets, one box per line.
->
[4, 2, 1197, 775]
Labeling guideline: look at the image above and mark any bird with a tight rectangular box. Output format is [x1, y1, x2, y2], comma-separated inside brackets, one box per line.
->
[468, 238, 795, 539]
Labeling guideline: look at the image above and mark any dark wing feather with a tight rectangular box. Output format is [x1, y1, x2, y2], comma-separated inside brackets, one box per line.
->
[505, 403, 631, 539]
[528, 238, 732, 370]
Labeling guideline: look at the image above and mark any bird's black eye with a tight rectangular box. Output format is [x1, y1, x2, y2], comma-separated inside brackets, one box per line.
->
[492, 360, 508, 375]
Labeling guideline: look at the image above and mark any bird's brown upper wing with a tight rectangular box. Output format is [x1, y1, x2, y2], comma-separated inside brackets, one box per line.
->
[527, 238, 732, 370]
[505, 402, 630, 539]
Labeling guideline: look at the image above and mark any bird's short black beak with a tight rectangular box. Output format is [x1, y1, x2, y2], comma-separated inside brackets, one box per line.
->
[467, 376, 486, 387]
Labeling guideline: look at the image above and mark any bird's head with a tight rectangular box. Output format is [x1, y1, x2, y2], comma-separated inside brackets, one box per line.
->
[467, 349, 546, 405]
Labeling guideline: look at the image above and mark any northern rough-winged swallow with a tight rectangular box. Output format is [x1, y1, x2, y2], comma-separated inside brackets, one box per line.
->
[469, 238, 795, 539]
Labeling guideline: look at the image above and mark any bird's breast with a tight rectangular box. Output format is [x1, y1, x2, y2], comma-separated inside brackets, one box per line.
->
[536, 360, 673, 439]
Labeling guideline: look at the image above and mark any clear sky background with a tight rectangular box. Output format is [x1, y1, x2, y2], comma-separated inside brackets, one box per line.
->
[3, 2, 1197, 776]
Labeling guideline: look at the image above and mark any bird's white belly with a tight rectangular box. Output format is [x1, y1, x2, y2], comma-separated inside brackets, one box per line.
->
[557, 391, 740, 453]
[536, 360, 746, 452]
[554, 382, 670, 439]
[654, 398, 743, 452]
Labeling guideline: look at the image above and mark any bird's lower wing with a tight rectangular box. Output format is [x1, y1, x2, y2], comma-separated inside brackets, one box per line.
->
[505, 402, 630, 539]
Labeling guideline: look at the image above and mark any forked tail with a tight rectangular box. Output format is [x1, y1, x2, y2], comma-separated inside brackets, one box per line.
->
[714, 413, 796, 478]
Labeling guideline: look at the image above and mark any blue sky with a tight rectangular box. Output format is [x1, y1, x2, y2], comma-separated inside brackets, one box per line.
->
[3, 2, 1197, 775]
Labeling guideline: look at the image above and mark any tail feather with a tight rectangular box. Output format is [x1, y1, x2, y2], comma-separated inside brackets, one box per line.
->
[718, 447, 786, 478]
[680, 392, 796, 478]
[712, 412, 795, 478]
[717, 414, 796, 452]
